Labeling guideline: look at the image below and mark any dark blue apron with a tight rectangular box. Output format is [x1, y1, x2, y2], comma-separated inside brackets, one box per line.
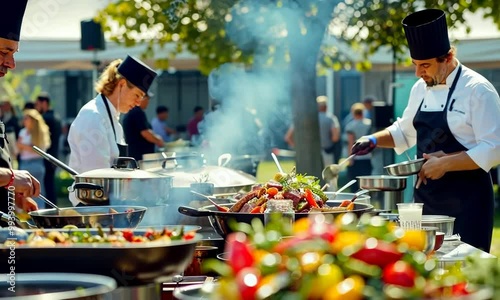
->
[101, 94, 128, 157]
[412, 65, 494, 252]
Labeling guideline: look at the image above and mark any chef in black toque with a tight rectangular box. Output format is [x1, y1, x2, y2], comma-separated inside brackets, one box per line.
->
[68, 55, 157, 206]
[0, 0, 40, 215]
[351, 9, 500, 252]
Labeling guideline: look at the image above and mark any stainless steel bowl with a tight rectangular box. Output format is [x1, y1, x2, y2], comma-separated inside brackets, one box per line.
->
[357, 175, 407, 191]
[384, 158, 425, 176]
[421, 215, 455, 237]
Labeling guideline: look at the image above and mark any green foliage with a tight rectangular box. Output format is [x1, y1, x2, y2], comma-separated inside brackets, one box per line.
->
[96, 0, 500, 74]
[0, 69, 41, 109]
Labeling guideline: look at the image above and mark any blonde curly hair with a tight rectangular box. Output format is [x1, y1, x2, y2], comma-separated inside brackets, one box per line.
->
[23, 109, 51, 150]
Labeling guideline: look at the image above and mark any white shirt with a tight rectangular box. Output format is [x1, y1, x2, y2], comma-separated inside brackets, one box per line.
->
[68, 95, 125, 206]
[387, 61, 500, 172]
[18, 128, 44, 160]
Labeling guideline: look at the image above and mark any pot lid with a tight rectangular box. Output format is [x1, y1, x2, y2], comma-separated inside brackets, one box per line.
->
[148, 165, 256, 187]
[77, 157, 167, 179]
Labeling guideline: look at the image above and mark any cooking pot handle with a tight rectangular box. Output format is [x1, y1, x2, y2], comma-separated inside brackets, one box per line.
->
[113, 157, 139, 169]
[73, 183, 105, 192]
[178, 206, 213, 217]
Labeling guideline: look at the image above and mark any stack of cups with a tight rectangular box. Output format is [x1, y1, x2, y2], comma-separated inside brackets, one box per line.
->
[396, 203, 424, 230]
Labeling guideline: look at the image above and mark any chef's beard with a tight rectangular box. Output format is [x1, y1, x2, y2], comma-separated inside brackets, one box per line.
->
[424, 64, 449, 87]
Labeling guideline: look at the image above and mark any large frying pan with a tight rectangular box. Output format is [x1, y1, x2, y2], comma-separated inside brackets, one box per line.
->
[28, 205, 147, 229]
[178, 201, 374, 238]
[0, 227, 202, 286]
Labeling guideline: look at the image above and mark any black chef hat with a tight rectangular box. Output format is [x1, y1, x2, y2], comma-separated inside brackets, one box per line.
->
[0, 0, 28, 41]
[117, 55, 158, 94]
[402, 9, 451, 60]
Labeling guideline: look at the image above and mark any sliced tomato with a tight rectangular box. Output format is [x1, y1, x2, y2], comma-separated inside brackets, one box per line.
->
[250, 206, 261, 214]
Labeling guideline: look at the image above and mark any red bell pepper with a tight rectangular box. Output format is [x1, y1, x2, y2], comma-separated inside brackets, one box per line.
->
[304, 189, 319, 208]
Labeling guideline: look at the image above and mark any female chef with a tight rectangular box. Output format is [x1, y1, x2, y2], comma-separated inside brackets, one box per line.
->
[351, 9, 500, 252]
[68, 55, 157, 206]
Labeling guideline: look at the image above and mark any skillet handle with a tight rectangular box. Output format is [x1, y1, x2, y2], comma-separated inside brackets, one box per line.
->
[73, 183, 104, 191]
[178, 206, 213, 217]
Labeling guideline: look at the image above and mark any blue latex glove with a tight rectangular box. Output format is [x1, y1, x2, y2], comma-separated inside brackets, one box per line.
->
[351, 135, 377, 156]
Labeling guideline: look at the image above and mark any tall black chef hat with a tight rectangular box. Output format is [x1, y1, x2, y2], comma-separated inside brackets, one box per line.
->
[402, 9, 451, 60]
[117, 55, 158, 94]
[0, 0, 29, 41]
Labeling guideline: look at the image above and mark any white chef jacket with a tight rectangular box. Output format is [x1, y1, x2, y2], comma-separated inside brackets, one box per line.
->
[387, 61, 500, 173]
[68, 95, 125, 206]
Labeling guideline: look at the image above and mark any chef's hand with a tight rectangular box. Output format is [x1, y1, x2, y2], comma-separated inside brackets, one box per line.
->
[418, 153, 447, 181]
[424, 150, 447, 158]
[13, 170, 40, 198]
[351, 135, 377, 156]
[15, 194, 38, 213]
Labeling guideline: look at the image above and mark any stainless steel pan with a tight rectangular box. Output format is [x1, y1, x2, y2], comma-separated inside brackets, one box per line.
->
[178, 201, 374, 238]
[384, 158, 425, 176]
[28, 205, 147, 229]
[0, 227, 201, 286]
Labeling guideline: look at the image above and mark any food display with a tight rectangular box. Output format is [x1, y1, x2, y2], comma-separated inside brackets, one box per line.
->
[228, 170, 352, 213]
[5, 226, 197, 247]
[203, 213, 490, 299]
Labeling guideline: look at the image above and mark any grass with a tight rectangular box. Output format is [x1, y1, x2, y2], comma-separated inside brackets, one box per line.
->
[256, 159, 500, 257]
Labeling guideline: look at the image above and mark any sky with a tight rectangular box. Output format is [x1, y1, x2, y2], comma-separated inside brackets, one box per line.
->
[20, 0, 500, 41]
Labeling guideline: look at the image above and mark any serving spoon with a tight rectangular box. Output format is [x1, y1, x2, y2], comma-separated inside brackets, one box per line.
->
[190, 191, 231, 212]
[329, 179, 357, 200]
[322, 154, 356, 188]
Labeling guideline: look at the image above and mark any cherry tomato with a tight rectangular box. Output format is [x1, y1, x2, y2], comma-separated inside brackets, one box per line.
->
[309, 263, 343, 299]
[382, 261, 416, 288]
[266, 187, 279, 197]
[339, 200, 351, 207]
[183, 231, 196, 240]
[236, 267, 261, 300]
[226, 232, 255, 274]
[122, 229, 134, 242]
[351, 239, 402, 268]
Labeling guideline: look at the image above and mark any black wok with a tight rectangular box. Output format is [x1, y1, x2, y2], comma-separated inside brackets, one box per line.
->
[28, 205, 147, 229]
[178, 201, 374, 238]
[0, 227, 201, 286]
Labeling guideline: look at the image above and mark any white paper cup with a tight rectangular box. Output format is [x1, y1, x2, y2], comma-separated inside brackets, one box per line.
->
[397, 203, 423, 230]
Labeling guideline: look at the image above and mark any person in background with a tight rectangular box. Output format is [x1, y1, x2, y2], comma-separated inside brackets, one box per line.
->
[0, 0, 39, 214]
[122, 92, 164, 161]
[345, 103, 372, 191]
[1, 99, 20, 138]
[284, 96, 340, 166]
[35, 92, 62, 204]
[1, 99, 21, 166]
[351, 9, 500, 252]
[17, 109, 51, 208]
[68, 55, 157, 206]
[23, 102, 35, 110]
[187, 106, 204, 140]
[362, 96, 375, 120]
[151, 105, 176, 146]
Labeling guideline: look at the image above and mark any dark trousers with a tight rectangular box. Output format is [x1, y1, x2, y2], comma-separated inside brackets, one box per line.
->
[43, 161, 57, 203]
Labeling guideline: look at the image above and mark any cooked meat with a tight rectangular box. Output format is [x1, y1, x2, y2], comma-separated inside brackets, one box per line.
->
[229, 190, 258, 212]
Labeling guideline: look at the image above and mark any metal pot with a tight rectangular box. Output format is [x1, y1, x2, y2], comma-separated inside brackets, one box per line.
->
[33, 147, 174, 206]
[146, 154, 257, 195]
[384, 158, 425, 176]
[357, 175, 407, 191]
[71, 158, 173, 206]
